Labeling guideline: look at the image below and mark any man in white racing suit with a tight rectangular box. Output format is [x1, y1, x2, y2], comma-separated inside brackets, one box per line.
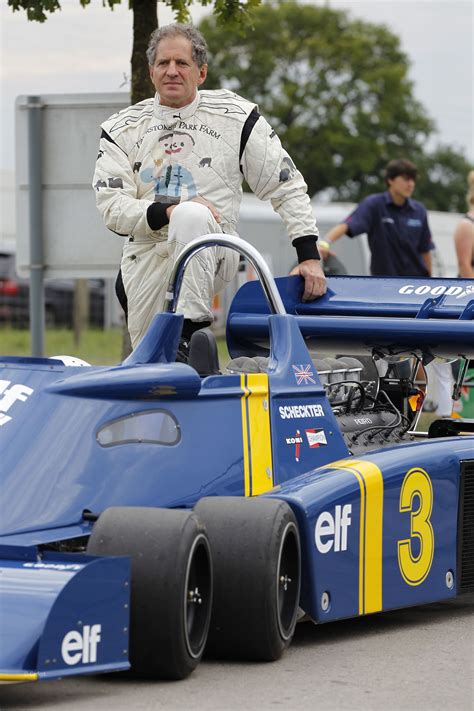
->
[93, 23, 326, 351]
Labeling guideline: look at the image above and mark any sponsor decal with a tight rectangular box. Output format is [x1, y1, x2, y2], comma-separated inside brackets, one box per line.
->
[0, 381, 34, 427]
[61, 624, 102, 666]
[23, 562, 83, 571]
[354, 417, 373, 425]
[399, 283, 474, 299]
[455, 286, 473, 300]
[285, 429, 303, 461]
[305, 428, 327, 447]
[315, 505, 352, 553]
[279, 403, 324, 419]
[292, 364, 316, 385]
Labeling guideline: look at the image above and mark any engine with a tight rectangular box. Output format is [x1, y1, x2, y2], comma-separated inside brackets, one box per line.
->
[226, 353, 422, 455]
[312, 355, 419, 454]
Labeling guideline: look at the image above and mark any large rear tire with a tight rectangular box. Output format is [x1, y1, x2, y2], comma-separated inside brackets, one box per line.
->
[194, 497, 301, 661]
[87, 506, 212, 680]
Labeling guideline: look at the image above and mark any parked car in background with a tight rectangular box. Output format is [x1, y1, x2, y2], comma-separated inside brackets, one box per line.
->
[0, 246, 105, 328]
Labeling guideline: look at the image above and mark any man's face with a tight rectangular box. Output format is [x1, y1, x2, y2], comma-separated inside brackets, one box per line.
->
[149, 36, 207, 108]
[388, 174, 416, 202]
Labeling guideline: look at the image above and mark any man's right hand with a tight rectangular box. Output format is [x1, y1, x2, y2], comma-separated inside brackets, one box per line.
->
[166, 197, 221, 223]
[166, 204, 177, 220]
[191, 196, 221, 223]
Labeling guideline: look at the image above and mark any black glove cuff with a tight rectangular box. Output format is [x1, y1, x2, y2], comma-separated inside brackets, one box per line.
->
[147, 202, 174, 231]
[292, 235, 321, 263]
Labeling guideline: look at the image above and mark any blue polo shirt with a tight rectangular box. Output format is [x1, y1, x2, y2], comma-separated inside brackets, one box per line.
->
[345, 192, 434, 276]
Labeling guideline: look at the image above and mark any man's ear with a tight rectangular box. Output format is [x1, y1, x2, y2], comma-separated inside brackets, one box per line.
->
[198, 64, 208, 86]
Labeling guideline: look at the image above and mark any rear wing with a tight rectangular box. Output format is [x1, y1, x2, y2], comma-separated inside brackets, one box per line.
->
[227, 275, 474, 360]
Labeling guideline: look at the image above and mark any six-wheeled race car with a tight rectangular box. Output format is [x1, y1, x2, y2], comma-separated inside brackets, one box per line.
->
[0, 235, 473, 683]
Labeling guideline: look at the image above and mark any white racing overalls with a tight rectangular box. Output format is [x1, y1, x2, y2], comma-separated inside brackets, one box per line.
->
[93, 89, 318, 347]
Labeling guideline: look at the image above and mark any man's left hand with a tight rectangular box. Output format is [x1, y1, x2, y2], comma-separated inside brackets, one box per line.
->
[289, 259, 327, 302]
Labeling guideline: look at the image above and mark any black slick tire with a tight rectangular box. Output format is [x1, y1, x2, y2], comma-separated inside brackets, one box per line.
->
[87, 506, 212, 680]
[194, 497, 301, 661]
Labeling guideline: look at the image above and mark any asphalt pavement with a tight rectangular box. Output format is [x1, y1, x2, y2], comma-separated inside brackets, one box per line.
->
[2, 593, 473, 711]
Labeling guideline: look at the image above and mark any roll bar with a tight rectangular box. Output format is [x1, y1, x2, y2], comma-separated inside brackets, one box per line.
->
[163, 234, 286, 317]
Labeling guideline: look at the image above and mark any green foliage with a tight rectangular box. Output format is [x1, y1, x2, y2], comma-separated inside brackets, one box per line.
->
[413, 146, 472, 213]
[7, 0, 260, 26]
[200, 0, 468, 210]
[7, 0, 121, 22]
[8, 0, 58, 22]
[164, 0, 261, 26]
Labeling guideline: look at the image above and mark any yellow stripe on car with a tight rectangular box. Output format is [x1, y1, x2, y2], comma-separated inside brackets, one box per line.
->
[240, 375, 251, 496]
[0, 672, 38, 683]
[332, 459, 384, 615]
[240, 374, 274, 496]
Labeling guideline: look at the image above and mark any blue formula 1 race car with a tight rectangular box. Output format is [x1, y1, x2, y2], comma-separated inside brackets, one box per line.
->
[1, 235, 473, 684]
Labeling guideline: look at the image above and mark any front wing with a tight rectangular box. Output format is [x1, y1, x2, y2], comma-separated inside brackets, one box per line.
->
[0, 547, 130, 682]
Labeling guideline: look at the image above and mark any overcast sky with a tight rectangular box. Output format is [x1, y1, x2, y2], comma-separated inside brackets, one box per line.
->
[0, 0, 472, 174]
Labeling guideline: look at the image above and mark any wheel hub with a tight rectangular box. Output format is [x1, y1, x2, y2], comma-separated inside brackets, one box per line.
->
[188, 586, 203, 605]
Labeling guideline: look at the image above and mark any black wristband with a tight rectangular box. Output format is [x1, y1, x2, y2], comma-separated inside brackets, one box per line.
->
[147, 202, 174, 231]
[292, 235, 321, 263]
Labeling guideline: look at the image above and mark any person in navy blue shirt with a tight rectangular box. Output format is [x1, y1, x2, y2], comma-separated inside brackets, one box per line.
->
[320, 159, 454, 415]
[320, 159, 434, 276]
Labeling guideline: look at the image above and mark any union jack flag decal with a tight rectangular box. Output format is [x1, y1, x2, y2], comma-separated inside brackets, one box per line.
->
[292, 364, 316, 385]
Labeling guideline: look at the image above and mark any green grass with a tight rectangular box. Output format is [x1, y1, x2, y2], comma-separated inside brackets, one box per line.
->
[1, 327, 123, 365]
[0, 326, 231, 367]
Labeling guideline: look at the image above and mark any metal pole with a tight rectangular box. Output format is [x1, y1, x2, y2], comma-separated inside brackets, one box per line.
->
[27, 95, 45, 357]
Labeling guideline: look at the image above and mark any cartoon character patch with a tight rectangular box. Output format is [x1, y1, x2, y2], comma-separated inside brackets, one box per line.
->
[140, 131, 197, 202]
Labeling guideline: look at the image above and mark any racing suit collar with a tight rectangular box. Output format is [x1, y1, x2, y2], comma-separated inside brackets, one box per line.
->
[154, 92, 200, 121]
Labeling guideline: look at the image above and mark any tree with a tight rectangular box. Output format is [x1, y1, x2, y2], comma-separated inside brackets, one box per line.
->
[200, 1, 469, 210]
[412, 146, 472, 213]
[7, 0, 261, 103]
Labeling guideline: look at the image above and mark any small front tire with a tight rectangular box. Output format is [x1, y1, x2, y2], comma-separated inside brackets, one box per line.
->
[87, 506, 212, 680]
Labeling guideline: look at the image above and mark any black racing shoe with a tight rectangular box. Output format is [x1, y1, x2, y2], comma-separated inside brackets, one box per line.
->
[177, 320, 212, 364]
[176, 337, 190, 364]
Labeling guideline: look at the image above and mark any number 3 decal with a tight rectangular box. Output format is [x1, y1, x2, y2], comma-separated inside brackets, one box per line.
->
[398, 467, 434, 586]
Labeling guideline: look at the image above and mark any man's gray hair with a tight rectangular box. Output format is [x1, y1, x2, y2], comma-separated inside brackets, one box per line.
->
[146, 24, 208, 68]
